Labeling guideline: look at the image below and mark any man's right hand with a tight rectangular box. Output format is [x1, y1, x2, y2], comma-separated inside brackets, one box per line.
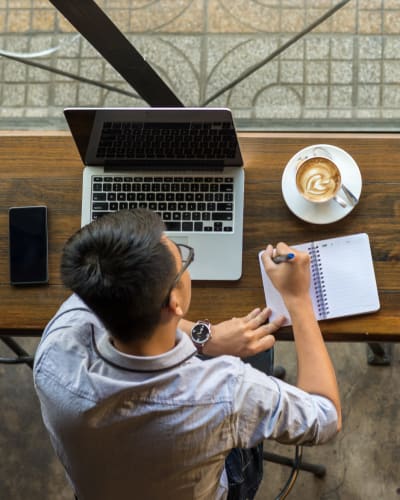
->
[261, 243, 311, 307]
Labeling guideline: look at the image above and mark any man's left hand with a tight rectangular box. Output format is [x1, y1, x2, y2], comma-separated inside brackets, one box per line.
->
[203, 307, 284, 357]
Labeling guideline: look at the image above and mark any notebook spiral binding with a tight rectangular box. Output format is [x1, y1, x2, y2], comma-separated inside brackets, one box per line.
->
[308, 243, 330, 319]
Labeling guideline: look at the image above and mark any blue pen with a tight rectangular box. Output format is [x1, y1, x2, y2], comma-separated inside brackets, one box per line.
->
[272, 252, 295, 264]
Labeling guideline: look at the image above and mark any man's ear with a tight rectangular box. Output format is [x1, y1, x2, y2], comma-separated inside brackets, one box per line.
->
[168, 289, 184, 317]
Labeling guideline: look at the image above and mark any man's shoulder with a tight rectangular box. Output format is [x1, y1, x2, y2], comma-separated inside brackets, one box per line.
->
[43, 294, 101, 336]
[34, 295, 104, 369]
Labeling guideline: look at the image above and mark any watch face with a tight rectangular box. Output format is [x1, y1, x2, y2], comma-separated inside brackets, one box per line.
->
[192, 323, 210, 344]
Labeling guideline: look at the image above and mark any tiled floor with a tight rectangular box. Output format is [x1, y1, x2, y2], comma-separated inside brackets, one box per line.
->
[0, 338, 399, 499]
[0, 1, 399, 129]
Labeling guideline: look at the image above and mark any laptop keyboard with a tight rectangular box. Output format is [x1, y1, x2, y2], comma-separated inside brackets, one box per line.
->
[91, 175, 235, 232]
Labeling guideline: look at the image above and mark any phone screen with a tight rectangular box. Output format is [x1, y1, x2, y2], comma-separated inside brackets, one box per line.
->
[9, 206, 48, 285]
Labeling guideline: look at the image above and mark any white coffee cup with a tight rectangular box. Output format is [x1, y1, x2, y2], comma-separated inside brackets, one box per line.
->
[295, 146, 347, 207]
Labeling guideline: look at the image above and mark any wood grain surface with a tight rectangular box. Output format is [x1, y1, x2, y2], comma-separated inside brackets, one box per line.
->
[0, 131, 399, 341]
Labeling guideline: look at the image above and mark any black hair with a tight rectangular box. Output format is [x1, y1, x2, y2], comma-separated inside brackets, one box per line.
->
[61, 209, 176, 342]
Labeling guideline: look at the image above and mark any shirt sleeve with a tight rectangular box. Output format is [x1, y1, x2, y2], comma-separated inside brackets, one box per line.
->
[231, 361, 339, 449]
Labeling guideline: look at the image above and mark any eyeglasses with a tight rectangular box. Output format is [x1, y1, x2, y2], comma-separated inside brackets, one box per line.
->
[161, 243, 194, 308]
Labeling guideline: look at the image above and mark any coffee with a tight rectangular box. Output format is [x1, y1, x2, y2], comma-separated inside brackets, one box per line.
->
[296, 157, 341, 203]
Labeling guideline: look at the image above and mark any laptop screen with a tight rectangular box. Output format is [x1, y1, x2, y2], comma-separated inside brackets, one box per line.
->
[65, 107, 243, 169]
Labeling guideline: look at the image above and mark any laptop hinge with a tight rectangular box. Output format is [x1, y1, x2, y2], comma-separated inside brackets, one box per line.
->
[103, 165, 225, 172]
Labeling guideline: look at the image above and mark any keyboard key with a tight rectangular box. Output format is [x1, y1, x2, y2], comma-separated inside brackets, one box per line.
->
[165, 221, 181, 231]
[220, 183, 234, 192]
[93, 193, 107, 201]
[212, 212, 233, 221]
[92, 202, 108, 211]
[217, 203, 233, 211]
[92, 212, 108, 220]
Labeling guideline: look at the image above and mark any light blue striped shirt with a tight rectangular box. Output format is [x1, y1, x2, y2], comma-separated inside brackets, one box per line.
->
[34, 295, 338, 500]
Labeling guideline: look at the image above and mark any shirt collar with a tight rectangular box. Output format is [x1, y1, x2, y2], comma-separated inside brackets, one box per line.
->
[94, 328, 197, 373]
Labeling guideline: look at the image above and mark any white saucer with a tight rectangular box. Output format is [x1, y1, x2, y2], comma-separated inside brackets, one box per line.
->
[282, 144, 362, 224]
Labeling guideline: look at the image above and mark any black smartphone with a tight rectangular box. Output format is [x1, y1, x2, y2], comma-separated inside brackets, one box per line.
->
[9, 206, 48, 285]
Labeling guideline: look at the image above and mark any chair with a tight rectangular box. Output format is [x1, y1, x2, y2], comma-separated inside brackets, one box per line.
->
[0, 336, 34, 368]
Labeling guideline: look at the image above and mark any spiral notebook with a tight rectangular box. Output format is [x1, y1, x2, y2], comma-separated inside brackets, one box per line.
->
[259, 233, 380, 326]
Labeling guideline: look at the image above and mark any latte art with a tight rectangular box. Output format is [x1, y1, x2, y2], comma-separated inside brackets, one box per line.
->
[296, 157, 341, 203]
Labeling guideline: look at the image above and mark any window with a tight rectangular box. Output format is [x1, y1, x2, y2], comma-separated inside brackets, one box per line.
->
[0, 1, 399, 131]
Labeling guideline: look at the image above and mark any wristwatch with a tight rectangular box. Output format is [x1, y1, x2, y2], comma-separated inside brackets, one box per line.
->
[191, 320, 212, 354]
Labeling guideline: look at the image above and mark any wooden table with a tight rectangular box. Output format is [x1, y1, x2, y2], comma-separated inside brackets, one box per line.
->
[0, 131, 399, 346]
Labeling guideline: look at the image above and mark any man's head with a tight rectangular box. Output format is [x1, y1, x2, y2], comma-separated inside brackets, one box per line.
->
[61, 209, 190, 342]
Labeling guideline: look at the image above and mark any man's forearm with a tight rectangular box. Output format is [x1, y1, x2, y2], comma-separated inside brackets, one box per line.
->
[288, 296, 342, 430]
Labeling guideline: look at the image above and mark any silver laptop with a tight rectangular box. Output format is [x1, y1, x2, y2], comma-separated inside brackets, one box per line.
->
[64, 107, 245, 280]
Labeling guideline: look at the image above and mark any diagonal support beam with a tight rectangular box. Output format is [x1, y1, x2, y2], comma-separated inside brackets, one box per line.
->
[49, 0, 184, 107]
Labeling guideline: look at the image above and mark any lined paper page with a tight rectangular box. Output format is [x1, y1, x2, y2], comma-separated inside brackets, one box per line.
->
[317, 233, 380, 319]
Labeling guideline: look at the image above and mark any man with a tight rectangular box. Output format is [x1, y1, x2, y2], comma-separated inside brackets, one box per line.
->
[34, 209, 341, 500]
